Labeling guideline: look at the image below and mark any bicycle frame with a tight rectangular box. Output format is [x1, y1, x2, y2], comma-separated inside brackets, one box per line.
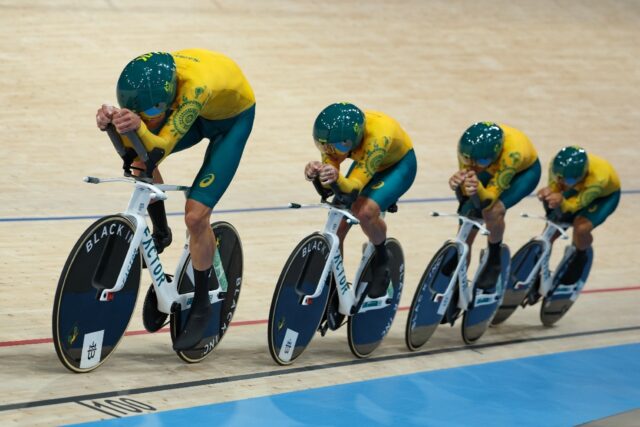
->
[292, 202, 392, 316]
[429, 211, 491, 315]
[86, 176, 229, 314]
[515, 213, 572, 298]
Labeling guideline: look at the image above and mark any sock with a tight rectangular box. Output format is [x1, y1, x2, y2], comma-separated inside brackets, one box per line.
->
[147, 201, 169, 235]
[488, 241, 502, 264]
[573, 248, 587, 263]
[192, 267, 213, 309]
[374, 241, 388, 265]
[561, 248, 588, 284]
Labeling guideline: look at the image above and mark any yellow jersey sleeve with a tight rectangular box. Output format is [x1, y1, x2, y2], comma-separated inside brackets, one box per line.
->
[475, 124, 538, 206]
[131, 49, 255, 163]
[323, 111, 413, 193]
[550, 153, 621, 213]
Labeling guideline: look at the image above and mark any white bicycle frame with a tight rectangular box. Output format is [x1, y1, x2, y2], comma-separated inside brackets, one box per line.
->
[85, 176, 229, 314]
[291, 202, 393, 316]
[429, 211, 500, 316]
[515, 213, 582, 300]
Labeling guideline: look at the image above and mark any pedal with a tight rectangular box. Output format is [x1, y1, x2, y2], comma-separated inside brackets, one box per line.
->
[318, 320, 330, 337]
[523, 291, 541, 307]
[170, 301, 182, 313]
[142, 284, 168, 332]
[326, 289, 345, 331]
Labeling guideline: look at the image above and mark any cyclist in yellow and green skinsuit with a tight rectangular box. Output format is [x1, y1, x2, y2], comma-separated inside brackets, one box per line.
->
[304, 103, 417, 298]
[537, 146, 621, 284]
[449, 122, 541, 290]
[95, 49, 255, 351]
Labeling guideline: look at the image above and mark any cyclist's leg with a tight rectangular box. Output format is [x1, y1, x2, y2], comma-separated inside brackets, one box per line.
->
[560, 190, 620, 283]
[357, 149, 417, 297]
[477, 159, 541, 289]
[132, 116, 206, 254]
[357, 149, 417, 230]
[174, 105, 255, 350]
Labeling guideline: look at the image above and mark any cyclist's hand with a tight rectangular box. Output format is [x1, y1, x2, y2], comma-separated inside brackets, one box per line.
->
[319, 164, 339, 185]
[96, 104, 117, 131]
[463, 170, 478, 196]
[537, 187, 551, 201]
[112, 109, 142, 134]
[448, 170, 467, 191]
[545, 192, 563, 209]
[304, 161, 322, 181]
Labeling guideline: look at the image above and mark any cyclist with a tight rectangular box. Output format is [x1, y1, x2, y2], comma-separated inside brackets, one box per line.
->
[304, 102, 417, 298]
[448, 122, 541, 290]
[95, 49, 255, 350]
[537, 146, 620, 284]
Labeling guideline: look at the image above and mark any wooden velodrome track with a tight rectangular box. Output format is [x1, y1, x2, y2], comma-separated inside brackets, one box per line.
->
[1, 0, 639, 425]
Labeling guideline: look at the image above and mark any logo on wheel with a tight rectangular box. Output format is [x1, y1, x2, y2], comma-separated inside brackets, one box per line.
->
[67, 325, 79, 345]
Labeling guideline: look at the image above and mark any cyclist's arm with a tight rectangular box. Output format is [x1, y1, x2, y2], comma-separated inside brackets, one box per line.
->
[334, 137, 390, 193]
[561, 183, 605, 213]
[476, 152, 523, 208]
[320, 153, 363, 192]
[334, 162, 368, 193]
[130, 90, 205, 162]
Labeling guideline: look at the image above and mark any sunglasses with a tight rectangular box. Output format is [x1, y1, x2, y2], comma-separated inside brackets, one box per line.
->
[558, 176, 579, 186]
[140, 104, 167, 119]
[333, 141, 353, 154]
[460, 155, 493, 168]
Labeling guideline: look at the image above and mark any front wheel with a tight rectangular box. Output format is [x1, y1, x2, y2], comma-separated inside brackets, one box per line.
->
[268, 233, 331, 365]
[405, 242, 459, 351]
[348, 238, 404, 358]
[170, 221, 243, 363]
[52, 215, 141, 373]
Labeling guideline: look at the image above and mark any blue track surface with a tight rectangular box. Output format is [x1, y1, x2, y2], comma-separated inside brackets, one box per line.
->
[70, 343, 640, 427]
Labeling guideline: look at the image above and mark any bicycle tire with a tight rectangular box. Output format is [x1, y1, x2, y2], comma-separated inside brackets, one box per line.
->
[492, 240, 544, 325]
[170, 221, 243, 363]
[348, 238, 404, 358]
[405, 242, 459, 351]
[52, 214, 141, 373]
[268, 233, 331, 365]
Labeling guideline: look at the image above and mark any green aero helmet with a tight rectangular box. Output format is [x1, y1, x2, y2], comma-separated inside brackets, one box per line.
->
[116, 52, 177, 116]
[551, 146, 588, 186]
[458, 122, 504, 168]
[313, 103, 365, 155]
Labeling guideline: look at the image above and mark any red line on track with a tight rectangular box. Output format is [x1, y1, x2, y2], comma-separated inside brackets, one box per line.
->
[581, 285, 640, 294]
[2, 285, 638, 349]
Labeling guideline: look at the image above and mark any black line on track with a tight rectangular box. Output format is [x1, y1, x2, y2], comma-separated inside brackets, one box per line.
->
[2, 324, 639, 412]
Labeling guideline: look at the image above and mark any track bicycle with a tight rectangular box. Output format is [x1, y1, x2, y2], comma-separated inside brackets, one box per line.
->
[491, 212, 593, 327]
[52, 127, 243, 372]
[268, 181, 404, 365]
[405, 193, 510, 350]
